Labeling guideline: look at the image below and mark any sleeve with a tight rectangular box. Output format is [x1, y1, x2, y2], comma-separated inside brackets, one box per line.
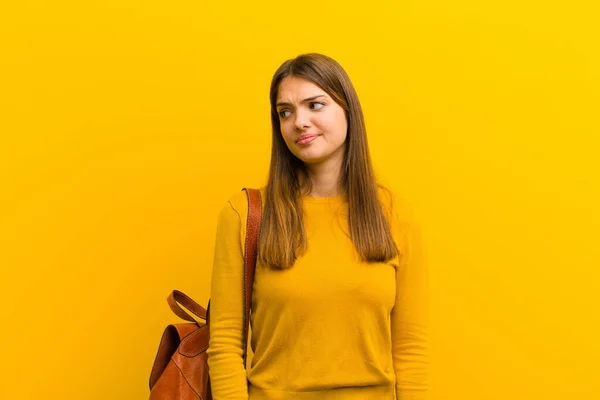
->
[390, 202, 430, 400]
[206, 200, 249, 399]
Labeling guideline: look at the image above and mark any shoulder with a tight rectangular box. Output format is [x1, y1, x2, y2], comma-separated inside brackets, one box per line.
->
[377, 185, 415, 227]
[215, 187, 266, 250]
[376, 185, 422, 256]
[220, 186, 267, 227]
[226, 186, 266, 212]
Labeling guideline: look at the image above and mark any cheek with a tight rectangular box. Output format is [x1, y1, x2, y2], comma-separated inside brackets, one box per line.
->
[280, 123, 295, 144]
[320, 110, 347, 137]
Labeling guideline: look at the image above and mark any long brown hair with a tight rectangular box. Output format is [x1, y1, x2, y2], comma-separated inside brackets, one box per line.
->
[258, 53, 399, 270]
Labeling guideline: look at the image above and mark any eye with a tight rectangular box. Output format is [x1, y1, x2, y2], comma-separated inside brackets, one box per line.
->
[310, 102, 326, 110]
[279, 109, 291, 118]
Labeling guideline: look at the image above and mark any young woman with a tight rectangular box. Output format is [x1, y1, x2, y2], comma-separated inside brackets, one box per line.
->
[207, 53, 429, 400]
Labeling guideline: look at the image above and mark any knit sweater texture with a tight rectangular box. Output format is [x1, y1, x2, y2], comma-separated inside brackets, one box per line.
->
[207, 187, 429, 399]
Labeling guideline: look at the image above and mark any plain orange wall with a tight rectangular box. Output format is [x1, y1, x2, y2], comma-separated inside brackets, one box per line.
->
[1, 1, 598, 399]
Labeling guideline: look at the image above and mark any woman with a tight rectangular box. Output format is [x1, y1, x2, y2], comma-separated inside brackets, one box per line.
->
[207, 53, 429, 399]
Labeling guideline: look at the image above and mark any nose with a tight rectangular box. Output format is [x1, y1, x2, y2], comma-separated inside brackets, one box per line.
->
[294, 108, 311, 131]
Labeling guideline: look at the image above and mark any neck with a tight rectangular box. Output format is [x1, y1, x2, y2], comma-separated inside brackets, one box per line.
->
[302, 157, 344, 198]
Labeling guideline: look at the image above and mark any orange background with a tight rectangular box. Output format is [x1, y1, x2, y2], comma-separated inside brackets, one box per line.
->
[1, 1, 598, 398]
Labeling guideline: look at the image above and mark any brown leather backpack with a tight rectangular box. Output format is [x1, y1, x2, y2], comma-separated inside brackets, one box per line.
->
[149, 188, 262, 399]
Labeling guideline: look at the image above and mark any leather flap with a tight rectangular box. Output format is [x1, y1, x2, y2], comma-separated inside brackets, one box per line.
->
[178, 324, 210, 357]
[149, 323, 199, 389]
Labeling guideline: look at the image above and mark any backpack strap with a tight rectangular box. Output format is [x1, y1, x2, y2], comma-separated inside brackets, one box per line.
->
[201, 188, 262, 363]
[167, 290, 207, 323]
[242, 187, 262, 363]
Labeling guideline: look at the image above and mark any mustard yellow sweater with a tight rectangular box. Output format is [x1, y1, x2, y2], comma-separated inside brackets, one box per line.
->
[207, 187, 429, 400]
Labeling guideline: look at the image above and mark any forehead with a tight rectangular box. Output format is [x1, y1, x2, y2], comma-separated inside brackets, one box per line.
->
[276, 76, 328, 102]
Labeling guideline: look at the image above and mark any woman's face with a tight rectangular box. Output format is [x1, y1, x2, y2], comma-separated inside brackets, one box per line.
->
[275, 75, 348, 167]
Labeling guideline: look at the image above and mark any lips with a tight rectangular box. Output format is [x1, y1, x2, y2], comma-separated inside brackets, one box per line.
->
[296, 134, 317, 143]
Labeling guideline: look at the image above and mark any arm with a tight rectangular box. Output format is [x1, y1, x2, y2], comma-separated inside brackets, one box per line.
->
[390, 204, 430, 400]
[206, 200, 249, 399]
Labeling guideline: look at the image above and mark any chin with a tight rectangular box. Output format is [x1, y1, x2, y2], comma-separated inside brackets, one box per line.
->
[298, 155, 329, 165]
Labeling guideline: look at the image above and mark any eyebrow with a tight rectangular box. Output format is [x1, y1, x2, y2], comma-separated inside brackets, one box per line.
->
[276, 95, 327, 108]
